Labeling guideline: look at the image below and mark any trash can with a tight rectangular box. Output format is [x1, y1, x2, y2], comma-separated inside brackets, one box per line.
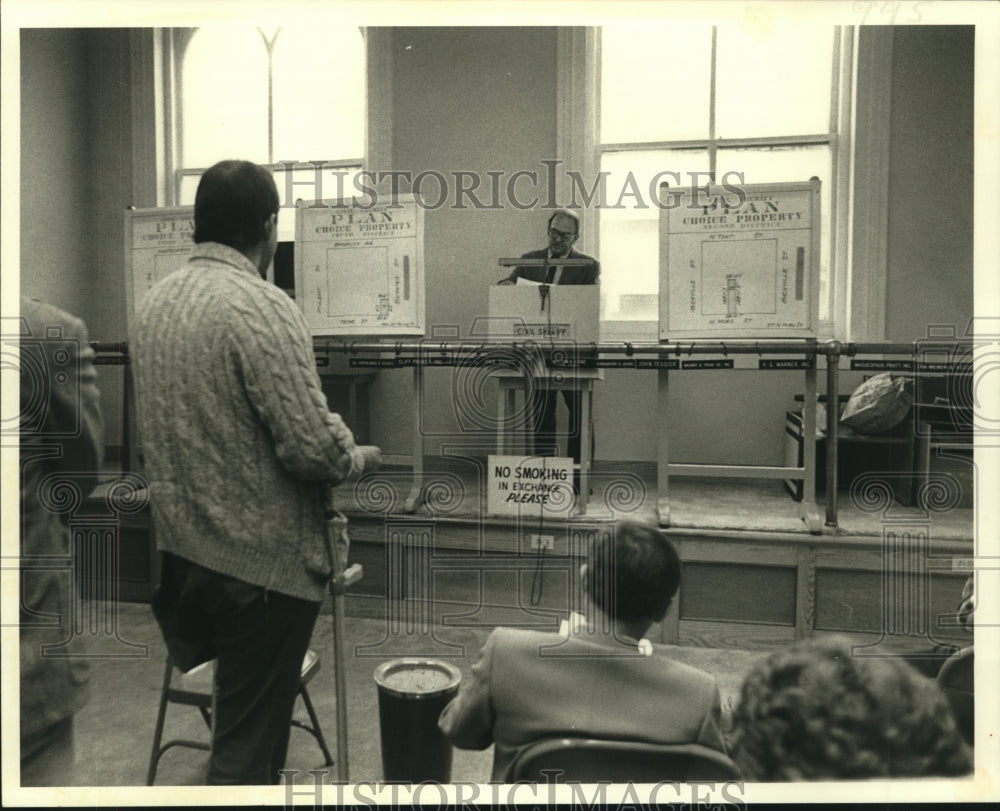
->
[373, 658, 462, 782]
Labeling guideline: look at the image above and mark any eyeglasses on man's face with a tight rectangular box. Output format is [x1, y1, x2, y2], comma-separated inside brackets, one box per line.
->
[548, 227, 577, 241]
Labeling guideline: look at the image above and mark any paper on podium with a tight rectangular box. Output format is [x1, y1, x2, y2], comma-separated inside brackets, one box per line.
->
[516, 269, 564, 285]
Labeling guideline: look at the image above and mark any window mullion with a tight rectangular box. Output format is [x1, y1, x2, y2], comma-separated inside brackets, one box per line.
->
[257, 28, 281, 166]
[715, 134, 834, 149]
[830, 27, 843, 135]
[169, 31, 182, 206]
[600, 139, 711, 153]
[168, 28, 197, 206]
[829, 27, 855, 337]
[267, 45, 274, 165]
[708, 25, 718, 178]
[849, 26, 891, 341]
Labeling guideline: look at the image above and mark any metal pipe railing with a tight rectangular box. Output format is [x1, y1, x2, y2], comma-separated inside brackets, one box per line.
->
[311, 338, 974, 357]
[825, 342, 841, 527]
[100, 337, 973, 528]
[99, 338, 974, 358]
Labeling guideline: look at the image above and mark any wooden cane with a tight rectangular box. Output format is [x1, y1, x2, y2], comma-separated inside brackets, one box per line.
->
[324, 487, 363, 783]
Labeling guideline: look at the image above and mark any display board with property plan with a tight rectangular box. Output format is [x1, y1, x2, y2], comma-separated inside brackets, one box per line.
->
[294, 195, 425, 337]
[124, 206, 196, 319]
[659, 180, 821, 340]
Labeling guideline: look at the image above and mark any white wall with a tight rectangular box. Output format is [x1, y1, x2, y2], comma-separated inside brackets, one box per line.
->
[885, 26, 974, 343]
[20, 29, 94, 323]
[370, 27, 561, 458]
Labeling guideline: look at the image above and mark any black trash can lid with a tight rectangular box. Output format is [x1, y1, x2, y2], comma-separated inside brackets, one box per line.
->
[373, 658, 462, 700]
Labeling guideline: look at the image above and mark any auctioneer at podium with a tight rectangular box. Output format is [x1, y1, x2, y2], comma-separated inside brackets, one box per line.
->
[494, 209, 599, 497]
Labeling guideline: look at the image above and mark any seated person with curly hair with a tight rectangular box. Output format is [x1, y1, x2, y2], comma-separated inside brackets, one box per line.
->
[728, 635, 973, 780]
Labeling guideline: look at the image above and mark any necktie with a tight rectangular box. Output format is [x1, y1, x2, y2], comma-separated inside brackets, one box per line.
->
[545, 265, 556, 284]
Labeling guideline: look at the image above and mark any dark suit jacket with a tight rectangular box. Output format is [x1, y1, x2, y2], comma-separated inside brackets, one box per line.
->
[502, 247, 600, 285]
[438, 626, 726, 781]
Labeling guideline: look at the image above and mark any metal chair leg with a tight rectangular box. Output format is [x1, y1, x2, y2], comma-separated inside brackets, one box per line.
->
[146, 657, 175, 786]
[295, 684, 334, 766]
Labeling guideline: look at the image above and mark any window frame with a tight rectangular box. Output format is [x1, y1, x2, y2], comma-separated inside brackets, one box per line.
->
[147, 26, 391, 209]
[559, 25, 881, 342]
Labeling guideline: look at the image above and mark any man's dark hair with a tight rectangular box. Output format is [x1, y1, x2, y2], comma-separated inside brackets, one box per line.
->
[586, 521, 680, 623]
[729, 635, 973, 780]
[194, 160, 280, 251]
[547, 208, 581, 235]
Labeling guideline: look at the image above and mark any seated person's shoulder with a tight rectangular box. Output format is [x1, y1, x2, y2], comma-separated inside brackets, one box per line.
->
[21, 298, 84, 336]
[490, 625, 556, 652]
[648, 646, 720, 687]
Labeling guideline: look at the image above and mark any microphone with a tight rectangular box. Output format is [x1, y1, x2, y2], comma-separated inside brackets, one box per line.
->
[539, 283, 550, 312]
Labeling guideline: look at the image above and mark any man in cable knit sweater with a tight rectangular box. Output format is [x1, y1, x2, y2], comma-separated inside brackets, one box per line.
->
[131, 159, 380, 785]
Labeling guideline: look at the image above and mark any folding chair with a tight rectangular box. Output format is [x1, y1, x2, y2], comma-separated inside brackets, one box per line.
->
[506, 738, 741, 783]
[146, 648, 332, 785]
[146, 488, 361, 785]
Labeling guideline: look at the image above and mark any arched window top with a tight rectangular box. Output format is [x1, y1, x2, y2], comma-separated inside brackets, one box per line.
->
[177, 25, 365, 197]
[271, 27, 365, 162]
[182, 28, 269, 167]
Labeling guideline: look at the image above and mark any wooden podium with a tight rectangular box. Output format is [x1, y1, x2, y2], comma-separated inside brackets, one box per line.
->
[489, 267, 600, 514]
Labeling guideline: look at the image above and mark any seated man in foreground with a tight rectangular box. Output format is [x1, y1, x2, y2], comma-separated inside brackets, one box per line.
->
[438, 521, 727, 781]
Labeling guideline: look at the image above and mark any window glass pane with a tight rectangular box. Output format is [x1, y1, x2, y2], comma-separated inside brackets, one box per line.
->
[272, 27, 365, 162]
[275, 166, 363, 241]
[598, 150, 709, 320]
[716, 145, 832, 319]
[182, 28, 268, 166]
[715, 25, 834, 138]
[179, 174, 198, 206]
[600, 23, 713, 144]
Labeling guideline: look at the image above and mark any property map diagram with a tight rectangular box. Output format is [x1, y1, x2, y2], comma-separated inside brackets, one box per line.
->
[659, 181, 819, 339]
[700, 238, 778, 317]
[124, 207, 195, 318]
[296, 196, 425, 337]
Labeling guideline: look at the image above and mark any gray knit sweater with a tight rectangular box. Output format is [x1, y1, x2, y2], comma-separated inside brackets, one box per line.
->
[131, 242, 363, 602]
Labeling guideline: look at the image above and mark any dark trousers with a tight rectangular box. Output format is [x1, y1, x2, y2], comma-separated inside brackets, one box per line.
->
[528, 387, 595, 492]
[164, 554, 320, 785]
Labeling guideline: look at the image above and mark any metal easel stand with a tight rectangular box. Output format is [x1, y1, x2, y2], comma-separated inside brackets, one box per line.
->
[656, 338, 823, 534]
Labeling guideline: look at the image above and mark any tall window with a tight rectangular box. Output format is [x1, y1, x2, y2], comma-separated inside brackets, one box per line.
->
[596, 23, 853, 336]
[170, 26, 366, 241]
